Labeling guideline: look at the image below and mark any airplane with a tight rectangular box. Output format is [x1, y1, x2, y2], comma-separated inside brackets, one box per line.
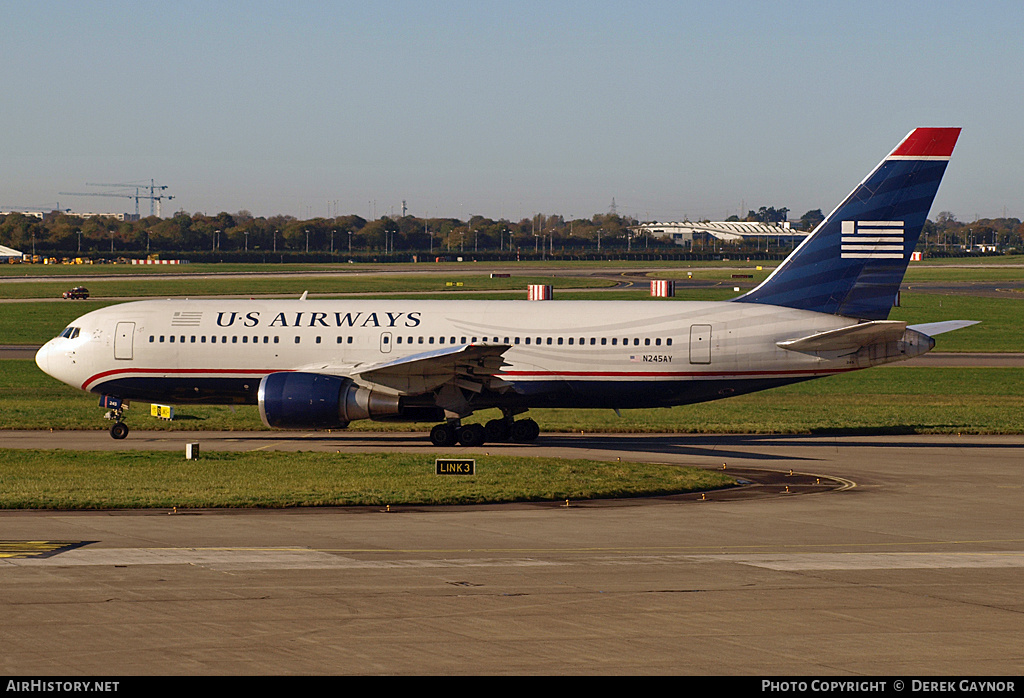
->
[35, 127, 975, 446]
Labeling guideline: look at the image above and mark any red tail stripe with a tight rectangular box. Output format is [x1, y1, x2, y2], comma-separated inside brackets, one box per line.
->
[891, 127, 961, 158]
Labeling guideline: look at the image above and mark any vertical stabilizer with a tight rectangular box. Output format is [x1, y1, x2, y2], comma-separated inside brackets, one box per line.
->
[733, 128, 960, 319]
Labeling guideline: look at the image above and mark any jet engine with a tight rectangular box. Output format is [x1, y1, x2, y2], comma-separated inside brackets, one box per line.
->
[257, 372, 401, 429]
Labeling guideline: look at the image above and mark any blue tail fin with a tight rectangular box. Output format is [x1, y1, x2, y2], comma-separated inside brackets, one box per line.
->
[733, 128, 960, 320]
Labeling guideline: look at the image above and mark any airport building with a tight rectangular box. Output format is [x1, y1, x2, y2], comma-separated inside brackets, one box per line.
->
[631, 220, 809, 248]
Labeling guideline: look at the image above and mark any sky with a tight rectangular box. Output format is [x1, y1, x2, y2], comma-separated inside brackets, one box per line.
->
[2, 0, 1021, 223]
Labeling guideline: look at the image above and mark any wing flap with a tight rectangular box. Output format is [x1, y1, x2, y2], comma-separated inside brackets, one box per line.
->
[354, 343, 512, 395]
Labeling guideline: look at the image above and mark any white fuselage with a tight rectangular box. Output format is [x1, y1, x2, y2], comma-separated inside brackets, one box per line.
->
[35, 297, 919, 416]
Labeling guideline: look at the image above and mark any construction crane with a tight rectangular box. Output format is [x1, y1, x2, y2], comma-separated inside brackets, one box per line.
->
[59, 180, 174, 217]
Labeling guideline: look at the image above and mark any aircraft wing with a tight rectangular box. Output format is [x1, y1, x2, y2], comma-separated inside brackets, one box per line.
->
[777, 320, 908, 353]
[299, 343, 513, 395]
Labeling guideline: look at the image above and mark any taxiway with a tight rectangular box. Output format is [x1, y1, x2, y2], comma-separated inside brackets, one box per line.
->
[2, 431, 1022, 675]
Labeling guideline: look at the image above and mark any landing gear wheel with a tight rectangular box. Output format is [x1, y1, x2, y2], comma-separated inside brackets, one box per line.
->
[456, 423, 486, 447]
[429, 423, 457, 447]
[110, 422, 129, 440]
[484, 418, 511, 442]
[510, 418, 540, 443]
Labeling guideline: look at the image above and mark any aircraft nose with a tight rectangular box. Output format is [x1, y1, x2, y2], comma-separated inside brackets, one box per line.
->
[35, 341, 51, 374]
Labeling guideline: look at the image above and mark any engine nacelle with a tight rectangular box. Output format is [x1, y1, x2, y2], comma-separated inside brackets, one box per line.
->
[257, 372, 400, 429]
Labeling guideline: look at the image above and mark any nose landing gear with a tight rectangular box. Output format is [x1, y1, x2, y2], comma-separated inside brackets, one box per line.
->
[109, 421, 129, 440]
[100, 396, 129, 440]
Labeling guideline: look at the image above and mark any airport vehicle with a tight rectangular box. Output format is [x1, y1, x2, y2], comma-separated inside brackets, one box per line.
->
[62, 286, 90, 300]
[35, 128, 974, 444]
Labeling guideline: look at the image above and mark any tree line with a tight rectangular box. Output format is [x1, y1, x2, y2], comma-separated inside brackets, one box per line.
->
[1, 210, 647, 257]
[2, 207, 1019, 258]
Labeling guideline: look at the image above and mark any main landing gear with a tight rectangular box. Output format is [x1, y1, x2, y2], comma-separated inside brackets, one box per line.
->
[429, 416, 540, 447]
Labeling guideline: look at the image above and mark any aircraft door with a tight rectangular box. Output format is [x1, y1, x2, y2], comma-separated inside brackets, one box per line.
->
[379, 331, 393, 353]
[689, 324, 711, 364]
[114, 322, 135, 360]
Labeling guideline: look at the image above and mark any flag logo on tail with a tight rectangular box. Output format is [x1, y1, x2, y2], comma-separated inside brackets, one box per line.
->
[840, 221, 905, 259]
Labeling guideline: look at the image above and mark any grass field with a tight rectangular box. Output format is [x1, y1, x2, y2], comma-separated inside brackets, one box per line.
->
[0, 272, 615, 301]
[0, 449, 735, 509]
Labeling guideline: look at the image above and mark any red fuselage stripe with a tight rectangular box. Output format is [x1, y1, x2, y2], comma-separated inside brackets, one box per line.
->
[82, 367, 282, 391]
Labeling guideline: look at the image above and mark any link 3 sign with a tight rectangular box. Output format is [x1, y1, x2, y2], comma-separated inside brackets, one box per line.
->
[435, 458, 476, 475]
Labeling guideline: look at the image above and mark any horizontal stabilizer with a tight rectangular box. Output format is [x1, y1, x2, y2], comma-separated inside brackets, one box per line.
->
[778, 320, 908, 353]
[907, 320, 979, 337]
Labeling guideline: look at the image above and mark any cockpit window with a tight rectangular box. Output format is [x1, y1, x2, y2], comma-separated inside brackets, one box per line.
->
[58, 327, 81, 339]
